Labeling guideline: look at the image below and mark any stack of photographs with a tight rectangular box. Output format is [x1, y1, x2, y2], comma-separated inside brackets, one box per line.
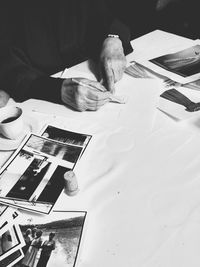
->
[125, 60, 200, 92]
[0, 124, 90, 266]
[0, 125, 92, 214]
[125, 61, 153, 78]
[0, 205, 25, 267]
[125, 61, 168, 81]
[0, 206, 87, 267]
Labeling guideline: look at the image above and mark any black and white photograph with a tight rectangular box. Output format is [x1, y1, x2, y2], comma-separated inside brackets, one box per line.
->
[150, 45, 200, 77]
[0, 224, 25, 262]
[41, 125, 92, 160]
[0, 145, 72, 214]
[25, 135, 83, 166]
[41, 125, 92, 147]
[0, 154, 70, 214]
[1, 0, 200, 266]
[11, 211, 87, 267]
[0, 130, 91, 213]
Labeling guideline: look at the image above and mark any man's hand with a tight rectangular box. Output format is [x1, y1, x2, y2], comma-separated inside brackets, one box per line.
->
[0, 90, 9, 107]
[99, 37, 127, 93]
[61, 78, 112, 112]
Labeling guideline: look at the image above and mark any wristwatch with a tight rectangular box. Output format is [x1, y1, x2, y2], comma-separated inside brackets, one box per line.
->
[107, 34, 120, 39]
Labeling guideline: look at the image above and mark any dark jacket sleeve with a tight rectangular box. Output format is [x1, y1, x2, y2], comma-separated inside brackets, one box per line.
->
[109, 19, 133, 55]
[0, 1, 63, 103]
[0, 43, 64, 103]
[85, 0, 133, 58]
[0, 0, 132, 104]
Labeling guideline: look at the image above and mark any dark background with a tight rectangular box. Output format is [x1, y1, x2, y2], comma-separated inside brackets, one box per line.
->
[107, 0, 200, 40]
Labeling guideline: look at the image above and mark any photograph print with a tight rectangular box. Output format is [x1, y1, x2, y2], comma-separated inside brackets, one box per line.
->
[0, 223, 25, 262]
[41, 125, 92, 147]
[0, 148, 71, 214]
[25, 134, 84, 168]
[12, 211, 87, 267]
[150, 44, 200, 77]
[41, 125, 92, 159]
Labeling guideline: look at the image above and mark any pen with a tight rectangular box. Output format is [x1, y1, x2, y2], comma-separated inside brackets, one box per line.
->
[71, 78, 105, 92]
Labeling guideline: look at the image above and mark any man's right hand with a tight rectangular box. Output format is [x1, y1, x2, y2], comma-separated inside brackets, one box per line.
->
[61, 78, 112, 112]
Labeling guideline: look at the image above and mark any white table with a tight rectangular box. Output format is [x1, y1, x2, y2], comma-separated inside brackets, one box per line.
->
[1, 30, 200, 267]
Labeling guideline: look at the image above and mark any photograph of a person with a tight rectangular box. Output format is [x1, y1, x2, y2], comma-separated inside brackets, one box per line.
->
[13, 211, 87, 267]
[150, 44, 200, 77]
[41, 125, 92, 147]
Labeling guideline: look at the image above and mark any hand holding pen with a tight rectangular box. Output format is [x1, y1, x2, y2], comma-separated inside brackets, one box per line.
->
[61, 77, 126, 112]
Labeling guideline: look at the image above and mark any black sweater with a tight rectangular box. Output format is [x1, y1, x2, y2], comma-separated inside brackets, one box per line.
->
[0, 0, 133, 104]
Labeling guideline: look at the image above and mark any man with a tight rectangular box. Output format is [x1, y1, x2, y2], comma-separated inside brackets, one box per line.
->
[0, 0, 133, 111]
[36, 232, 56, 267]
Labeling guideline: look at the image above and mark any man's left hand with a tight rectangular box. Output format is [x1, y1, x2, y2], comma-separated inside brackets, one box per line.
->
[99, 37, 127, 93]
[0, 90, 9, 107]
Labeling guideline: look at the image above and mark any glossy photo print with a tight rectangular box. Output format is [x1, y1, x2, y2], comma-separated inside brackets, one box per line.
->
[40, 125, 92, 159]
[150, 44, 200, 77]
[0, 149, 70, 214]
[12, 211, 87, 267]
[41, 125, 92, 146]
[0, 137, 73, 214]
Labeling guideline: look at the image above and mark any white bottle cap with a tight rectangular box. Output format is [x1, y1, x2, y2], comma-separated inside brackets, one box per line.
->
[64, 170, 79, 196]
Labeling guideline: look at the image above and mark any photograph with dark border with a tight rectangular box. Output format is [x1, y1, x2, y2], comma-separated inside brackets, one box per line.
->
[0, 225, 21, 261]
[0, 147, 71, 214]
[25, 135, 83, 164]
[41, 125, 92, 146]
[150, 44, 200, 77]
[13, 211, 87, 267]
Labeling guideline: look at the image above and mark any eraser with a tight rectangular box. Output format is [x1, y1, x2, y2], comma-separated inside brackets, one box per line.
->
[64, 170, 79, 196]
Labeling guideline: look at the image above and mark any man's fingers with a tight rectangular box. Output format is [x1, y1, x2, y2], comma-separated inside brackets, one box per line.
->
[85, 98, 109, 110]
[61, 78, 112, 111]
[85, 80, 107, 92]
[87, 90, 111, 101]
[104, 61, 115, 93]
[112, 59, 126, 82]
